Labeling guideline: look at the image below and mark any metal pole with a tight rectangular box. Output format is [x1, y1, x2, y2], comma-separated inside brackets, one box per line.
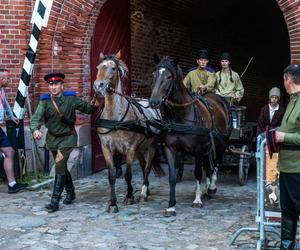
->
[26, 97, 38, 181]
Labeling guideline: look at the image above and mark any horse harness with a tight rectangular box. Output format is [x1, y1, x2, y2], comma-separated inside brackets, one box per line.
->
[95, 88, 158, 138]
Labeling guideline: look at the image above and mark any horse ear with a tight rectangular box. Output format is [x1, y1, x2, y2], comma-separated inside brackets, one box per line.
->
[115, 50, 121, 59]
[153, 54, 160, 64]
[173, 56, 180, 66]
[100, 52, 104, 60]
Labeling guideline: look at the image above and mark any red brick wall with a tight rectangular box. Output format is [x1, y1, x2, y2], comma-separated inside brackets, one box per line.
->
[0, 0, 107, 124]
[278, 0, 300, 64]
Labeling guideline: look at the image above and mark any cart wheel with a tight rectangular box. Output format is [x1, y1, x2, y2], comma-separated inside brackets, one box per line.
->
[238, 145, 250, 185]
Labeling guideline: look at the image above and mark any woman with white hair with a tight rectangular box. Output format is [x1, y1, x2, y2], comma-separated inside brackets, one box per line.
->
[256, 87, 285, 135]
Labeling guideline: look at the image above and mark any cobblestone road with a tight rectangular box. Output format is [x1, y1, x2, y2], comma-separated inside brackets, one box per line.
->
[0, 164, 280, 250]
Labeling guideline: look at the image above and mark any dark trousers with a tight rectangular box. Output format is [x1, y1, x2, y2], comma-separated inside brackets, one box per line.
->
[280, 172, 300, 221]
[51, 148, 73, 175]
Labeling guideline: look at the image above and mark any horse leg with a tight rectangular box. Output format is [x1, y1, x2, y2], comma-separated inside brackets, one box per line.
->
[207, 151, 218, 195]
[192, 155, 204, 208]
[136, 152, 149, 202]
[102, 147, 119, 213]
[164, 146, 177, 217]
[176, 152, 184, 183]
[124, 150, 135, 205]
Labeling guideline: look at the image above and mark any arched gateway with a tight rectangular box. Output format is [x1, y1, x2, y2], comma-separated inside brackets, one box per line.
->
[0, 0, 297, 175]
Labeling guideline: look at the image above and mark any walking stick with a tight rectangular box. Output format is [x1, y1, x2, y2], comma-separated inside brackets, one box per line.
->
[240, 56, 254, 79]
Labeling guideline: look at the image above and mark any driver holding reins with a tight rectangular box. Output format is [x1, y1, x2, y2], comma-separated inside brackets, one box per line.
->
[183, 49, 216, 94]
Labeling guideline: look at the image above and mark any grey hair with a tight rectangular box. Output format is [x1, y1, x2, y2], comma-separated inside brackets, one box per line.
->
[284, 64, 300, 85]
[0, 68, 8, 73]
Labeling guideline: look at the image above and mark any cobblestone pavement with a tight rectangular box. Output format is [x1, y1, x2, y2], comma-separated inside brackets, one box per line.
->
[0, 164, 280, 250]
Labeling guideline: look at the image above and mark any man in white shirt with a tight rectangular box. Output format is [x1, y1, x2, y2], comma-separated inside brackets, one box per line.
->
[0, 68, 28, 193]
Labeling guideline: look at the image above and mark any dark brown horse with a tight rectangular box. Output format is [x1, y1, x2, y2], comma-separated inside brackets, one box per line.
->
[149, 56, 230, 216]
[93, 51, 162, 213]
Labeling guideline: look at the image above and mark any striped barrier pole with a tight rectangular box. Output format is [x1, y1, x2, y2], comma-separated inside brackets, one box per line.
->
[13, 0, 53, 119]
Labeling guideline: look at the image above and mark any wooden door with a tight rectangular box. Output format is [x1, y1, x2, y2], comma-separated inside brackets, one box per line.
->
[91, 0, 131, 172]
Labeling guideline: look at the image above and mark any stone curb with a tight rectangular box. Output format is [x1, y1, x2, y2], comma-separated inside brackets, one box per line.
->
[30, 178, 54, 190]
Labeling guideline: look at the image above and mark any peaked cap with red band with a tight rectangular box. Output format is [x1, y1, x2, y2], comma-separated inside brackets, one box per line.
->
[44, 72, 65, 83]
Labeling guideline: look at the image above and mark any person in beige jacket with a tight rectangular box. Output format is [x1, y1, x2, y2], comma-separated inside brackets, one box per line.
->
[215, 52, 244, 103]
[183, 49, 216, 93]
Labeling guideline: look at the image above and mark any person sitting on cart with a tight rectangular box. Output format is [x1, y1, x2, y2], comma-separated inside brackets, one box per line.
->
[183, 49, 216, 94]
[214, 52, 244, 105]
[256, 87, 285, 136]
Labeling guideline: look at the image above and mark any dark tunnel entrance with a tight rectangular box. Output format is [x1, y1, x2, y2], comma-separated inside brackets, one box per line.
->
[131, 0, 290, 122]
[185, 0, 290, 121]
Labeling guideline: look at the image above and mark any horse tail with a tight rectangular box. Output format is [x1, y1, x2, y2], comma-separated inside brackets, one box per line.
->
[151, 144, 166, 177]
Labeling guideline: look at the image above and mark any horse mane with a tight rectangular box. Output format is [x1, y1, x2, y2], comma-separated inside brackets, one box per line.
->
[156, 56, 183, 82]
[99, 54, 128, 79]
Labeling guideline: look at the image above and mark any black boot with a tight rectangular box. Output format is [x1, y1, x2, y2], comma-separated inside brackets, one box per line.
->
[45, 175, 65, 212]
[280, 218, 297, 250]
[63, 171, 75, 204]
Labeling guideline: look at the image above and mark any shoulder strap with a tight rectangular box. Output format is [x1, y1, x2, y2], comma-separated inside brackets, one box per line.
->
[50, 95, 64, 119]
[63, 90, 76, 96]
[40, 93, 51, 101]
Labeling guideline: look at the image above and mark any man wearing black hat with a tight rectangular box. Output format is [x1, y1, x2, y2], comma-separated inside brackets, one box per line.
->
[183, 49, 216, 93]
[215, 52, 244, 103]
[30, 72, 99, 212]
[275, 64, 300, 249]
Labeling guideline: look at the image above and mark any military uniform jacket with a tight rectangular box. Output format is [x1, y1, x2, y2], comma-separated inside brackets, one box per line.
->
[30, 91, 96, 150]
[183, 68, 216, 92]
[278, 91, 300, 173]
[214, 69, 244, 102]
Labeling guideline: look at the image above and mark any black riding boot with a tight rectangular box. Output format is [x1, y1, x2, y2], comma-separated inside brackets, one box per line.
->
[63, 171, 75, 204]
[280, 218, 297, 250]
[45, 175, 65, 212]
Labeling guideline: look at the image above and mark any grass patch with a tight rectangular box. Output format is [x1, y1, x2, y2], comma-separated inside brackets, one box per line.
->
[0, 171, 53, 185]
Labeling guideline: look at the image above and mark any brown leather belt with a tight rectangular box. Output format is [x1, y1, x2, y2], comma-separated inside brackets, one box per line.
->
[280, 145, 300, 151]
[48, 130, 75, 138]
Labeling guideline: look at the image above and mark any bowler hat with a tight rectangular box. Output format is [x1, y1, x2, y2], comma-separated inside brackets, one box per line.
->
[220, 52, 231, 61]
[198, 49, 209, 60]
[44, 72, 65, 83]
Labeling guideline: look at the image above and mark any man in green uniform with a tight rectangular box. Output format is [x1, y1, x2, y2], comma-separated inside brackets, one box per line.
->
[30, 72, 98, 212]
[215, 52, 244, 103]
[275, 64, 300, 249]
[183, 49, 216, 93]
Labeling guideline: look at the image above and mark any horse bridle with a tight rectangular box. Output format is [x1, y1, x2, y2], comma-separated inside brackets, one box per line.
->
[155, 63, 200, 108]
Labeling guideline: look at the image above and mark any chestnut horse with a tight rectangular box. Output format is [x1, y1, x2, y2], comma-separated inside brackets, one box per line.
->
[149, 56, 230, 216]
[93, 51, 162, 213]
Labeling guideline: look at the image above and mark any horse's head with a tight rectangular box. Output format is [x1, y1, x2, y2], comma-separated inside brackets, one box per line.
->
[93, 51, 128, 96]
[150, 55, 182, 109]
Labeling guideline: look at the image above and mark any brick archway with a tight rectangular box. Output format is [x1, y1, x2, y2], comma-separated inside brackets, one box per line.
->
[277, 0, 300, 64]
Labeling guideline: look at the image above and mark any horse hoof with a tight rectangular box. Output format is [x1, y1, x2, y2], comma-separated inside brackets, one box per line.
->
[208, 188, 217, 195]
[137, 195, 148, 203]
[107, 205, 119, 213]
[124, 197, 135, 205]
[202, 193, 212, 200]
[164, 210, 176, 217]
[192, 202, 203, 208]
